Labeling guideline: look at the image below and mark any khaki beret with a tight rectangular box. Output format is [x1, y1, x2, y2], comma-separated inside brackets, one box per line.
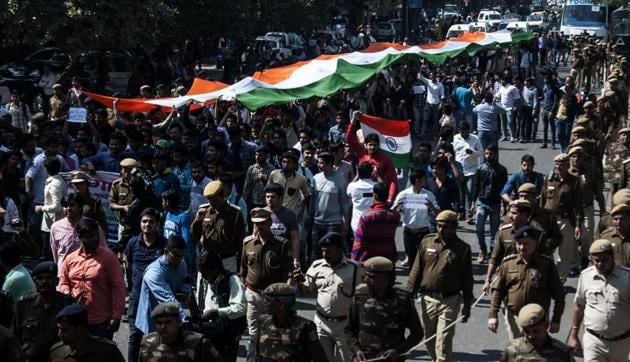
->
[571, 126, 587, 134]
[571, 139, 589, 147]
[554, 153, 569, 162]
[611, 204, 630, 216]
[262, 283, 295, 298]
[436, 210, 458, 222]
[140, 85, 151, 91]
[518, 183, 537, 194]
[509, 199, 531, 211]
[52, 83, 63, 89]
[568, 146, 584, 156]
[604, 90, 616, 97]
[120, 158, 138, 167]
[613, 189, 630, 206]
[151, 302, 180, 319]
[575, 116, 590, 126]
[203, 181, 224, 198]
[364, 256, 394, 273]
[609, 77, 619, 83]
[583, 101, 595, 109]
[250, 207, 272, 223]
[0, 205, 5, 215]
[618, 128, 630, 135]
[596, 95, 606, 102]
[517, 303, 546, 328]
[70, 171, 90, 184]
[589, 239, 614, 254]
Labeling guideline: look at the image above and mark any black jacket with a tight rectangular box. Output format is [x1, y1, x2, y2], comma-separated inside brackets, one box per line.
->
[472, 161, 508, 205]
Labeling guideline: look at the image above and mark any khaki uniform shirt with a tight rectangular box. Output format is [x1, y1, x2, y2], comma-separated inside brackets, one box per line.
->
[599, 227, 630, 267]
[256, 314, 327, 362]
[49, 336, 125, 362]
[138, 330, 222, 362]
[575, 265, 630, 337]
[620, 159, 630, 190]
[268, 170, 311, 216]
[83, 196, 108, 234]
[49, 95, 67, 120]
[490, 222, 544, 266]
[500, 336, 574, 362]
[490, 254, 565, 323]
[604, 141, 630, 186]
[0, 324, 23, 362]
[407, 234, 474, 302]
[542, 172, 583, 225]
[304, 257, 364, 318]
[240, 235, 290, 291]
[191, 204, 245, 257]
[15, 292, 74, 362]
[108, 178, 132, 219]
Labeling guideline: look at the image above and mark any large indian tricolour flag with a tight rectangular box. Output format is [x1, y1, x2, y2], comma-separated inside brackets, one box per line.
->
[359, 114, 411, 169]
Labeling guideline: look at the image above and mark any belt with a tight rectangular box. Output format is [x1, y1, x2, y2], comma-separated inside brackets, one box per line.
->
[316, 311, 347, 322]
[405, 226, 430, 234]
[587, 328, 630, 342]
[245, 282, 261, 294]
[421, 290, 460, 300]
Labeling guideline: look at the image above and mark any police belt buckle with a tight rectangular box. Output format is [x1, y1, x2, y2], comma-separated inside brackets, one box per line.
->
[587, 328, 630, 342]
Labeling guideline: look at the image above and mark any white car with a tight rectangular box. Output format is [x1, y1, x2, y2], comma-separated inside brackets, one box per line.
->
[477, 10, 504, 30]
[469, 22, 492, 32]
[526, 12, 550, 31]
[376, 22, 396, 40]
[446, 24, 472, 39]
[505, 21, 531, 33]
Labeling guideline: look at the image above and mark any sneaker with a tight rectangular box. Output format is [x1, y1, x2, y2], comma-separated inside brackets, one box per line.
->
[500, 136, 507, 141]
[551, 145, 556, 150]
[510, 138, 517, 143]
[477, 250, 487, 264]
[401, 257, 409, 267]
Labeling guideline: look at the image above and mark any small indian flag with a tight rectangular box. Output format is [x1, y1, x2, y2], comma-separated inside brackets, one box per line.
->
[359, 114, 411, 168]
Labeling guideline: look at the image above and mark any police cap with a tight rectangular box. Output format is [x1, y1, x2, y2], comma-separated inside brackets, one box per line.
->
[151, 302, 180, 319]
[604, 90, 616, 97]
[120, 158, 138, 168]
[436, 210, 458, 222]
[70, 171, 90, 184]
[318, 232, 345, 248]
[140, 85, 151, 91]
[583, 101, 595, 109]
[203, 181, 224, 198]
[250, 207, 272, 223]
[589, 239, 614, 255]
[56, 304, 88, 326]
[568, 146, 584, 156]
[611, 204, 630, 217]
[513, 225, 541, 241]
[517, 303, 547, 328]
[31, 261, 57, 277]
[262, 283, 295, 298]
[509, 199, 531, 211]
[571, 126, 587, 135]
[553, 153, 569, 162]
[613, 189, 630, 206]
[618, 127, 630, 135]
[364, 256, 394, 273]
[517, 183, 537, 194]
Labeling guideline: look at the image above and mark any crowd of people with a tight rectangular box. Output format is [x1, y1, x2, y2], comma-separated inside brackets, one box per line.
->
[0, 28, 628, 362]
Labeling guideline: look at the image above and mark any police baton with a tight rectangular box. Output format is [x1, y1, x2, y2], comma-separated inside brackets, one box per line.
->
[365, 278, 494, 362]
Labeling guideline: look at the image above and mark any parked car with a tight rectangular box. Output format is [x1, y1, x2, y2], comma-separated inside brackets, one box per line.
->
[309, 30, 344, 52]
[255, 36, 293, 59]
[376, 21, 397, 40]
[505, 21, 531, 33]
[469, 22, 493, 32]
[477, 10, 504, 30]
[24, 47, 70, 73]
[446, 24, 472, 39]
[526, 11, 550, 31]
[265, 32, 306, 50]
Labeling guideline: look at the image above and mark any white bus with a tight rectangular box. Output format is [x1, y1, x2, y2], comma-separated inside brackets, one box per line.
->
[560, 0, 608, 38]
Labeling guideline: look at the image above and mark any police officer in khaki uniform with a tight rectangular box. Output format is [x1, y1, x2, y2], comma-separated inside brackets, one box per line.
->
[15, 261, 73, 362]
[109, 158, 136, 239]
[488, 225, 565, 340]
[191, 181, 245, 273]
[297, 232, 364, 361]
[568, 146, 606, 267]
[483, 200, 541, 294]
[542, 153, 583, 281]
[516, 183, 563, 256]
[597, 188, 630, 236]
[569, 239, 630, 360]
[346, 257, 422, 361]
[599, 204, 630, 267]
[138, 302, 222, 362]
[607, 127, 630, 191]
[70, 172, 108, 233]
[49, 84, 67, 121]
[501, 303, 574, 361]
[407, 210, 473, 361]
[49, 304, 124, 362]
[256, 283, 327, 361]
[0, 324, 23, 362]
[239, 207, 291, 359]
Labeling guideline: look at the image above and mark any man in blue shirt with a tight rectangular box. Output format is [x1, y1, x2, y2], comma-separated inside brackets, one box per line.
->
[473, 93, 505, 150]
[500, 154, 545, 205]
[83, 132, 129, 173]
[161, 190, 192, 273]
[135, 235, 191, 335]
[170, 144, 192, 210]
[454, 78, 474, 131]
[151, 153, 180, 201]
[124, 207, 165, 362]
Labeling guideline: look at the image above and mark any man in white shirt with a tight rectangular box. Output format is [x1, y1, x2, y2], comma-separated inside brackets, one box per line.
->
[453, 122, 483, 221]
[392, 169, 439, 267]
[418, 69, 445, 136]
[38, 65, 59, 117]
[346, 162, 376, 234]
[495, 76, 521, 143]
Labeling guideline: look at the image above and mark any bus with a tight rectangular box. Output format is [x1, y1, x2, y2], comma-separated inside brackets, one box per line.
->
[610, 6, 630, 55]
[560, 0, 608, 38]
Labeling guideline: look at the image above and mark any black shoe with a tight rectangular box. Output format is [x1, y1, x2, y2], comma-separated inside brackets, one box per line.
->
[551, 145, 556, 150]
[568, 267, 580, 278]
[541, 144, 548, 148]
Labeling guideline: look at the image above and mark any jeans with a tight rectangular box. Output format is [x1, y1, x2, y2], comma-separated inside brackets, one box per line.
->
[555, 117, 574, 153]
[459, 176, 474, 212]
[88, 321, 113, 340]
[519, 105, 533, 141]
[540, 109, 556, 145]
[478, 131, 499, 152]
[500, 110, 516, 140]
[127, 312, 143, 362]
[475, 201, 500, 253]
[422, 103, 440, 136]
[403, 227, 430, 268]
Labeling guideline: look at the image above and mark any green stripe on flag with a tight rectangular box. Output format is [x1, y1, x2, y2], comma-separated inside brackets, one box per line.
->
[382, 149, 411, 169]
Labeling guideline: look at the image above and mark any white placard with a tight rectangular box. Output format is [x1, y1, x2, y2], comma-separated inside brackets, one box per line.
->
[68, 107, 87, 123]
[591, 5, 600, 11]
[413, 85, 426, 94]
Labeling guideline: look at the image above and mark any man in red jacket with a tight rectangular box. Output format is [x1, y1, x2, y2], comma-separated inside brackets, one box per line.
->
[345, 111, 397, 204]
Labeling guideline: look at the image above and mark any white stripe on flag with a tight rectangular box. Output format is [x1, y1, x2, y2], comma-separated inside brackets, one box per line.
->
[360, 123, 411, 155]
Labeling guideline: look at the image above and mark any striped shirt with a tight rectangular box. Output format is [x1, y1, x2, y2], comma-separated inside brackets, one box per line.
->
[351, 201, 400, 264]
